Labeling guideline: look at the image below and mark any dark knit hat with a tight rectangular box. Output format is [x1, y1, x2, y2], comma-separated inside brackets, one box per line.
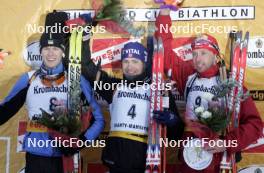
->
[39, 33, 65, 52]
[44, 11, 68, 35]
[121, 42, 148, 63]
[39, 11, 68, 53]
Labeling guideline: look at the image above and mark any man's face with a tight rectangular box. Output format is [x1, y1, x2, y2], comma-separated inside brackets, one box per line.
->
[192, 48, 216, 73]
[122, 57, 144, 77]
[41, 46, 63, 68]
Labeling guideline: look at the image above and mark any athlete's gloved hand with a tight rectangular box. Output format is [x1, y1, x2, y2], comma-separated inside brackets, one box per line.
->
[153, 110, 180, 127]
[44, 11, 69, 39]
[80, 13, 93, 24]
[59, 133, 87, 156]
[60, 146, 79, 156]
[154, 0, 184, 11]
[44, 11, 68, 31]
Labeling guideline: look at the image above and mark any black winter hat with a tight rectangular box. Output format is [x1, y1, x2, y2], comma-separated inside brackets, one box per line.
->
[39, 11, 69, 53]
[44, 11, 68, 35]
[39, 32, 65, 52]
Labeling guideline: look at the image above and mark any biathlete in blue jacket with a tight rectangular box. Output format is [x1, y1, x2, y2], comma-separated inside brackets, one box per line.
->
[0, 32, 104, 173]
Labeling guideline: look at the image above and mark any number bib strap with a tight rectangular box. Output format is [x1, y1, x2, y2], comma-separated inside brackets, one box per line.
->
[109, 131, 148, 143]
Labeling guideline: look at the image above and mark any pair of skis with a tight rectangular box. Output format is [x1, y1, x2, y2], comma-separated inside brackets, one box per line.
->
[68, 28, 83, 115]
[220, 31, 249, 173]
[145, 37, 168, 173]
[68, 28, 83, 173]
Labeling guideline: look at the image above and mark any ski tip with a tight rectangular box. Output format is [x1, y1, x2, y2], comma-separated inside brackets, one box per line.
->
[167, 69, 172, 78]
[219, 58, 226, 67]
[234, 31, 242, 44]
[153, 37, 158, 51]
[229, 31, 237, 39]
[157, 37, 162, 44]
[70, 29, 77, 41]
[157, 37, 164, 53]
[238, 31, 242, 38]
[242, 33, 249, 49]
[244, 31, 249, 43]
[71, 28, 78, 34]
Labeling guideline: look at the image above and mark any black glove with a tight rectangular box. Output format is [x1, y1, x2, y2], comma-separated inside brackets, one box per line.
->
[59, 145, 79, 156]
[59, 133, 87, 156]
[44, 10, 69, 38]
[81, 55, 101, 82]
[153, 110, 180, 127]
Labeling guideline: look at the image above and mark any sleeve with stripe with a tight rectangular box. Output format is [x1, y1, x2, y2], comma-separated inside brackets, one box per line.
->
[80, 76, 105, 141]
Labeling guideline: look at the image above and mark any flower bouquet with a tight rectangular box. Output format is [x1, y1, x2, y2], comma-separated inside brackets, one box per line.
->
[192, 79, 249, 135]
[35, 81, 92, 146]
[194, 97, 229, 134]
[183, 79, 241, 170]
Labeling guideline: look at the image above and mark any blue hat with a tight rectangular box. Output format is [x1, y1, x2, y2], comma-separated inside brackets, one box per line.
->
[121, 42, 148, 63]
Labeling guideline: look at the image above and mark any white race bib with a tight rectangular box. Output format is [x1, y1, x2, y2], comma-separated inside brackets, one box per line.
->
[110, 85, 150, 134]
[185, 74, 219, 120]
[26, 73, 68, 119]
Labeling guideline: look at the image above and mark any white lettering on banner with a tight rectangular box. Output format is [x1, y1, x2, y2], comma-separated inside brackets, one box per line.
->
[172, 6, 254, 20]
[23, 41, 43, 69]
[247, 37, 264, 68]
[125, 7, 254, 21]
[91, 39, 140, 65]
[63, 6, 254, 21]
[173, 44, 193, 61]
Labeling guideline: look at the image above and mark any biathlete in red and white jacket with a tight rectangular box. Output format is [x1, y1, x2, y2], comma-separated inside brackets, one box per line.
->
[155, 9, 263, 173]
